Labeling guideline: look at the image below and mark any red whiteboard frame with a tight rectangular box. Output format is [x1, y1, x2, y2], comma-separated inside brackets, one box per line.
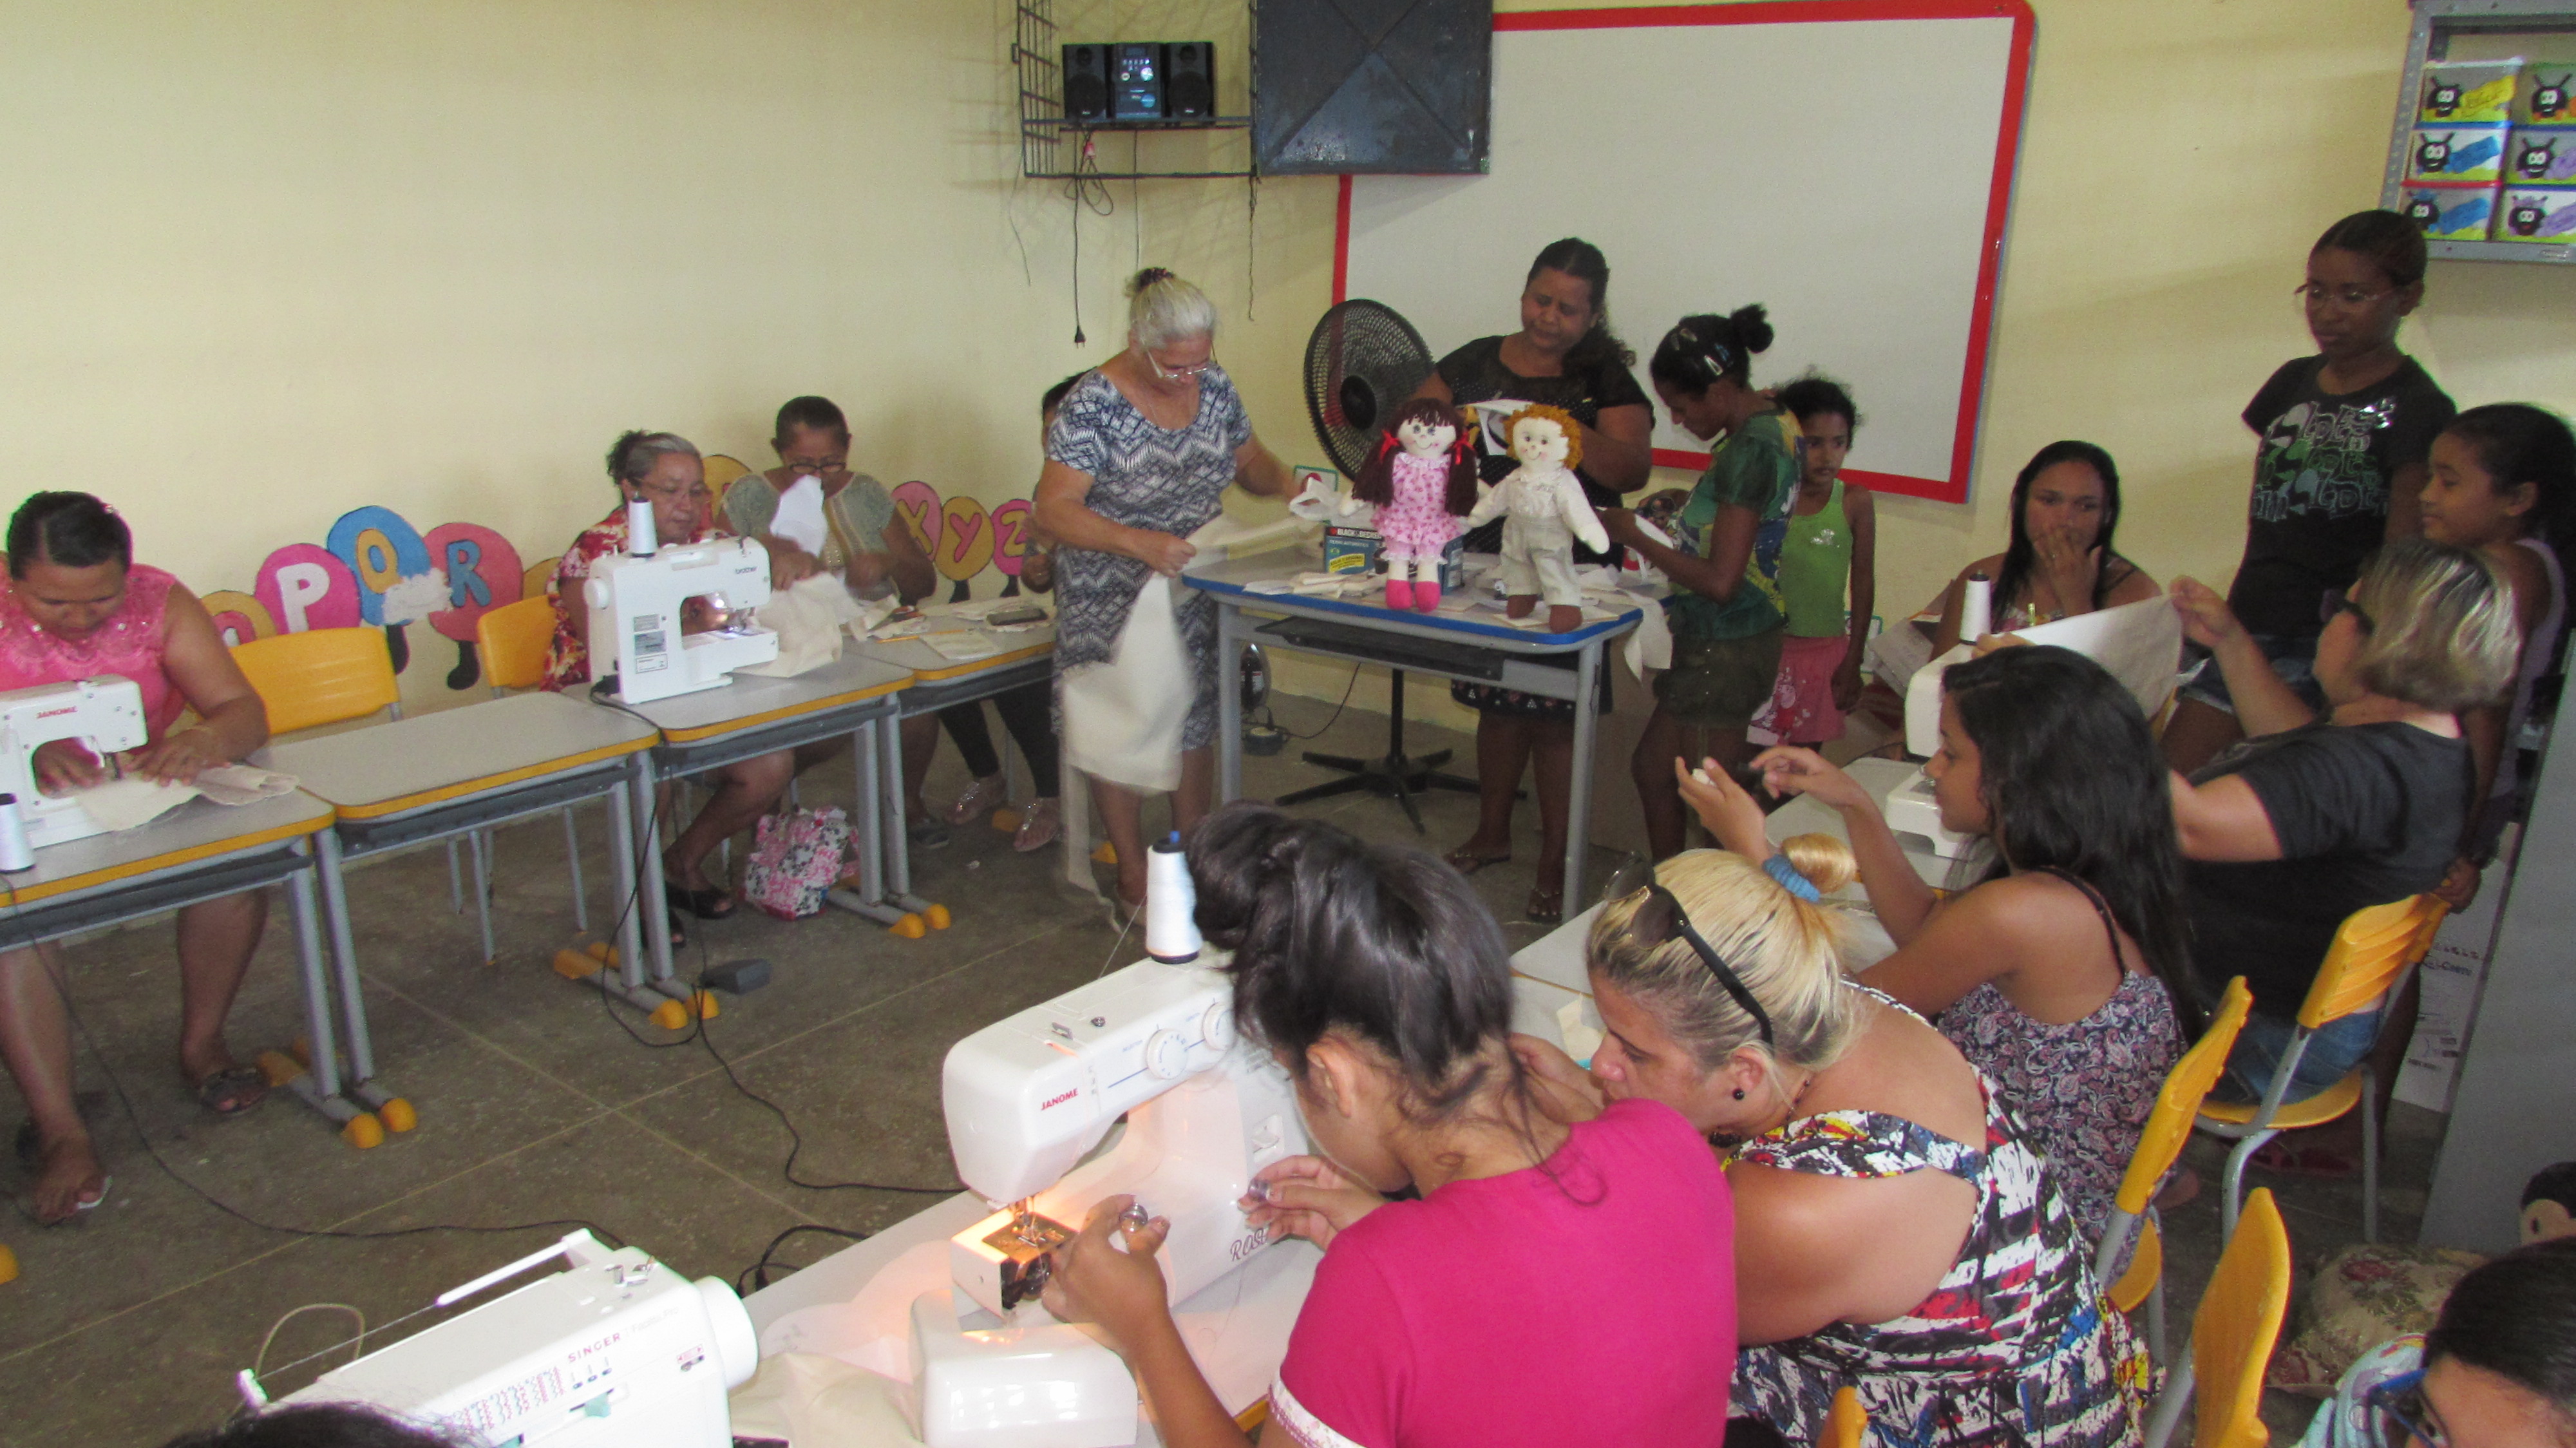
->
[1331, 0, 2035, 504]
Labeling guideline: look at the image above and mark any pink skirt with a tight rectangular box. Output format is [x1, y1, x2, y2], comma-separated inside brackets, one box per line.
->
[1756, 633, 1852, 744]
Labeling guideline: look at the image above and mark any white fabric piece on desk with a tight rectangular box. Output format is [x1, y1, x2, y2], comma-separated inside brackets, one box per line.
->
[768, 474, 830, 557]
[1186, 513, 1315, 561]
[726, 1354, 915, 1446]
[1063, 575, 1189, 794]
[1623, 598, 1672, 679]
[192, 763, 298, 806]
[921, 629, 1003, 664]
[737, 573, 871, 678]
[72, 776, 200, 832]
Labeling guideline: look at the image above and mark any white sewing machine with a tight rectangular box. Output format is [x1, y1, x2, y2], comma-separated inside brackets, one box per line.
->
[0, 676, 149, 850]
[265, 1231, 757, 1448]
[582, 520, 778, 705]
[914, 955, 1306, 1448]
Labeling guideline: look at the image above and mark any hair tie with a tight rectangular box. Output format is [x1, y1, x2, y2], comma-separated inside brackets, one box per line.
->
[1763, 853, 1821, 903]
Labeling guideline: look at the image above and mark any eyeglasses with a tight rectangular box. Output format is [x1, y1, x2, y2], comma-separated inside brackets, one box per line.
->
[1148, 350, 1216, 381]
[632, 481, 712, 503]
[2367, 1371, 2441, 1448]
[2294, 281, 2395, 312]
[2329, 594, 2376, 633]
[1616, 877, 1776, 1047]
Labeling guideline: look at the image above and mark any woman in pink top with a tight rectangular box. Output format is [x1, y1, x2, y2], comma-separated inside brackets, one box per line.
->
[1044, 804, 1736, 1448]
[0, 493, 272, 1223]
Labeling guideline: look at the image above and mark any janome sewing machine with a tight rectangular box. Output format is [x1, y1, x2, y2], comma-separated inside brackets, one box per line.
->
[913, 947, 1307, 1447]
[582, 502, 778, 705]
[0, 676, 149, 852]
[254, 1231, 759, 1448]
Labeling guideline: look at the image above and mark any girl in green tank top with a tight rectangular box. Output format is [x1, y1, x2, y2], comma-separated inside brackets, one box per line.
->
[1760, 379, 1875, 746]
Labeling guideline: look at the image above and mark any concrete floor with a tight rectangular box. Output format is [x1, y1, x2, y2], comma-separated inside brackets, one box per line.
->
[0, 690, 2437, 1446]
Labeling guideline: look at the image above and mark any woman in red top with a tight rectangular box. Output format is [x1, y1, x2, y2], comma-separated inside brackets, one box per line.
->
[0, 492, 273, 1222]
[1043, 804, 1736, 1448]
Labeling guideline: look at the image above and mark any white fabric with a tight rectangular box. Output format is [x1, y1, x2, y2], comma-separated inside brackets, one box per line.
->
[1062, 575, 1189, 793]
[1623, 595, 1673, 679]
[1902, 595, 2186, 756]
[737, 573, 870, 678]
[71, 777, 198, 832]
[768, 473, 830, 556]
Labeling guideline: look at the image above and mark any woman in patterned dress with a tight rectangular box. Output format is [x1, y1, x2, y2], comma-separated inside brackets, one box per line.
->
[1518, 843, 2146, 1448]
[1035, 269, 1292, 910]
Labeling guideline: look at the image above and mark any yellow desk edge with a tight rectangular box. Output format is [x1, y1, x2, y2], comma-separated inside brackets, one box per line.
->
[656, 676, 910, 744]
[329, 737, 656, 821]
[902, 638, 1054, 682]
[8, 812, 336, 908]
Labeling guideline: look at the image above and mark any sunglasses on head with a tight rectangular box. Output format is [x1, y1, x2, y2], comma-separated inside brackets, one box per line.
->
[1604, 859, 1776, 1046]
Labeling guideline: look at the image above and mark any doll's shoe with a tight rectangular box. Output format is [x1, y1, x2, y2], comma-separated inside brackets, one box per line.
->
[1383, 578, 1414, 611]
[1412, 582, 1441, 611]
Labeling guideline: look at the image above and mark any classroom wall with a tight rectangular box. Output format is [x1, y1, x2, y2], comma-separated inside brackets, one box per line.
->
[1, 0, 1328, 709]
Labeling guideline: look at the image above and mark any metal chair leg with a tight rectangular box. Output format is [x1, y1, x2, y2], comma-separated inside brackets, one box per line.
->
[2143, 1356, 2194, 1448]
[447, 839, 464, 913]
[471, 830, 497, 965]
[561, 806, 587, 933]
[2363, 1066, 2382, 1244]
[2222, 1128, 2277, 1239]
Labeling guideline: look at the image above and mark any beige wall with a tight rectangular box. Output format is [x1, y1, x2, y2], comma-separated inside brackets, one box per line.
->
[8, 1, 2573, 723]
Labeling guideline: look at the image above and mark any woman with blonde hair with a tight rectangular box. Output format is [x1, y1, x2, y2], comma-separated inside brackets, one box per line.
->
[2172, 538, 2519, 1167]
[1519, 835, 2146, 1447]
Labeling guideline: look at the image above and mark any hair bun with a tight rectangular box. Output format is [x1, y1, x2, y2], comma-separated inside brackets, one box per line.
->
[1729, 304, 1774, 355]
[1129, 267, 1175, 294]
[1779, 833, 1857, 897]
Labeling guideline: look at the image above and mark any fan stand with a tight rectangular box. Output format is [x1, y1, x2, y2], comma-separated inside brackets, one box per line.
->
[1273, 668, 1482, 832]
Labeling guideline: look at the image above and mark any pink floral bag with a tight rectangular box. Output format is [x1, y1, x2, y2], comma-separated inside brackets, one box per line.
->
[742, 806, 853, 920]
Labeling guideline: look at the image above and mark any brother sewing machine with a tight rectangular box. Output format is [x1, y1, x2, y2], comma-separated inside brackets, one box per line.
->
[256, 1231, 757, 1448]
[913, 946, 1307, 1447]
[582, 502, 779, 705]
[0, 675, 149, 853]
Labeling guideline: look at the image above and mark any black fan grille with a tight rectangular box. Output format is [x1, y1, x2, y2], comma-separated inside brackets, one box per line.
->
[1303, 300, 1434, 477]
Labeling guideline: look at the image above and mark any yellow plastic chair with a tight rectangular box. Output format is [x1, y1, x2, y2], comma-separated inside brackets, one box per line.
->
[231, 627, 401, 736]
[475, 596, 591, 938]
[2143, 1186, 2292, 1448]
[2195, 895, 2446, 1243]
[1821, 1386, 1867, 1448]
[2096, 976, 2253, 1364]
[703, 453, 750, 517]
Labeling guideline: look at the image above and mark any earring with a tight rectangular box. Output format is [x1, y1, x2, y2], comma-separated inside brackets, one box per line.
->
[1731, 1087, 1747, 1101]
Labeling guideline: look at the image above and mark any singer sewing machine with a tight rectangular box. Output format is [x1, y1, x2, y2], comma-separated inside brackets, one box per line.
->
[582, 537, 779, 705]
[263, 1231, 757, 1448]
[914, 955, 1307, 1447]
[0, 676, 149, 850]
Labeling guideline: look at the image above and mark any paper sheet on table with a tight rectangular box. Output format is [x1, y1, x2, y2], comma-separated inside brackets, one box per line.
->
[1901, 595, 2184, 756]
[1063, 576, 1188, 793]
[738, 573, 871, 678]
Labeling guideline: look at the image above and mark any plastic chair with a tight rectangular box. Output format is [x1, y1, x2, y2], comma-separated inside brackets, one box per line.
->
[475, 596, 591, 941]
[231, 627, 401, 736]
[703, 453, 750, 515]
[1821, 1386, 1867, 1448]
[2096, 976, 2254, 1364]
[2194, 895, 2446, 1242]
[2143, 1186, 2292, 1448]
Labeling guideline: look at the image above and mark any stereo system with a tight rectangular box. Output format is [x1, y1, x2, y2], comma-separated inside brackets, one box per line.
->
[1061, 41, 1215, 123]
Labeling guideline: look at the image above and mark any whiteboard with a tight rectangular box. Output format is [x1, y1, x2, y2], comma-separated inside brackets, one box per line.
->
[1336, 2, 2033, 504]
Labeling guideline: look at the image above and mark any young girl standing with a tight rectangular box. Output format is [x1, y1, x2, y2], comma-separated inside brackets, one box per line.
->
[2164, 209, 2458, 772]
[1759, 376, 1874, 747]
[2418, 403, 2576, 879]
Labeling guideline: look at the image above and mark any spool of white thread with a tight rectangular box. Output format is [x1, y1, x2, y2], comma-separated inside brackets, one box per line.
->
[0, 794, 34, 873]
[627, 498, 659, 556]
[1960, 572, 1993, 643]
[1145, 832, 1201, 964]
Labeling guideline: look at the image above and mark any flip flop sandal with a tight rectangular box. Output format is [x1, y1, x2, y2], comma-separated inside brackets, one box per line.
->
[13, 1171, 111, 1228]
[946, 777, 1007, 826]
[665, 880, 736, 921]
[1526, 883, 1565, 926]
[665, 908, 689, 951]
[191, 1063, 269, 1119]
[1444, 848, 1512, 875]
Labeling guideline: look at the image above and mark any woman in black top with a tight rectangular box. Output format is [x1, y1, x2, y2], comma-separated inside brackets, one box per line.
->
[1412, 238, 1654, 923]
[2164, 210, 2458, 773]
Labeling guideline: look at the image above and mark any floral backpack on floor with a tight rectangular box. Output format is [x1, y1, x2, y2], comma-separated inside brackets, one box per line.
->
[742, 806, 852, 920]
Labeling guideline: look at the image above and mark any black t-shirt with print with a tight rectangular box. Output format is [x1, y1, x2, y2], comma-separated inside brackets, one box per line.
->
[1435, 334, 1650, 561]
[2228, 355, 2456, 640]
[2183, 720, 2471, 1018]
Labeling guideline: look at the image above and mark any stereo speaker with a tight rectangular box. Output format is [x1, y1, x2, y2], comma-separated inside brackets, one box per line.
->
[1061, 43, 1109, 122]
[1166, 41, 1216, 119]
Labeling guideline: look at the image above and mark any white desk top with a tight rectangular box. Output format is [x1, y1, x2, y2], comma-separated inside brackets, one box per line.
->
[625, 653, 912, 744]
[1185, 546, 1643, 650]
[2, 790, 334, 910]
[261, 692, 658, 821]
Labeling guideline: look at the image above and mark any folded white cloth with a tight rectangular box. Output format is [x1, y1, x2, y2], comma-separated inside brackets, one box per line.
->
[1063, 576, 1189, 793]
[769, 474, 830, 557]
[738, 573, 871, 678]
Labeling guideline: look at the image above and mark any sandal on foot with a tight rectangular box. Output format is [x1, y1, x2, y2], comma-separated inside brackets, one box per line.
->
[1526, 883, 1565, 926]
[1012, 797, 1062, 852]
[947, 776, 1006, 826]
[1444, 847, 1512, 875]
[191, 1063, 268, 1119]
[665, 908, 689, 951]
[2250, 1136, 2358, 1178]
[665, 880, 736, 921]
[15, 1142, 109, 1227]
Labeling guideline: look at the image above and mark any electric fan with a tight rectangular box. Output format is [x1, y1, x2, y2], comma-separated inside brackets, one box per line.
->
[1303, 299, 1435, 476]
[1284, 298, 1476, 829]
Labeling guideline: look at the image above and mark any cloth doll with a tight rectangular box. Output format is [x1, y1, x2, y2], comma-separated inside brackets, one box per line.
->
[1345, 397, 1480, 611]
[1463, 403, 1609, 633]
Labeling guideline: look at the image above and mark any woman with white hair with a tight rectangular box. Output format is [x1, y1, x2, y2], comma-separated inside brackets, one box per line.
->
[1036, 268, 1292, 910]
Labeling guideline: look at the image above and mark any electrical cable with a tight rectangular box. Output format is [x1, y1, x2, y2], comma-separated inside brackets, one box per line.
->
[252, 1303, 365, 1384]
[1274, 663, 1363, 741]
[733, 1223, 875, 1299]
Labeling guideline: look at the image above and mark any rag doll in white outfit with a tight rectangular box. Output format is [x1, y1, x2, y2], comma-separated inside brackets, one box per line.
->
[1343, 396, 1481, 612]
[1464, 403, 1607, 633]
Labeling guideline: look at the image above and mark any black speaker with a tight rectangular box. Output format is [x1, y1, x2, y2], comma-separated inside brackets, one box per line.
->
[1166, 41, 1215, 119]
[1061, 43, 1109, 122]
[1109, 42, 1164, 119]
[1256, 0, 1490, 175]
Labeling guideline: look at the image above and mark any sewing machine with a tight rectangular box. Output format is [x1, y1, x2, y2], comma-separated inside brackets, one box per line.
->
[0, 676, 149, 850]
[263, 1231, 757, 1448]
[582, 535, 778, 705]
[915, 955, 1306, 1447]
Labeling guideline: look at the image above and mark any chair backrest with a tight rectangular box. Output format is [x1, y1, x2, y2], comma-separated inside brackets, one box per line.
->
[477, 596, 560, 693]
[2193, 1186, 2293, 1448]
[2298, 895, 2446, 1030]
[703, 453, 750, 515]
[1823, 1385, 1867, 1448]
[231, 627, 399, 736]
[2114, 976, 2255, 1217]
